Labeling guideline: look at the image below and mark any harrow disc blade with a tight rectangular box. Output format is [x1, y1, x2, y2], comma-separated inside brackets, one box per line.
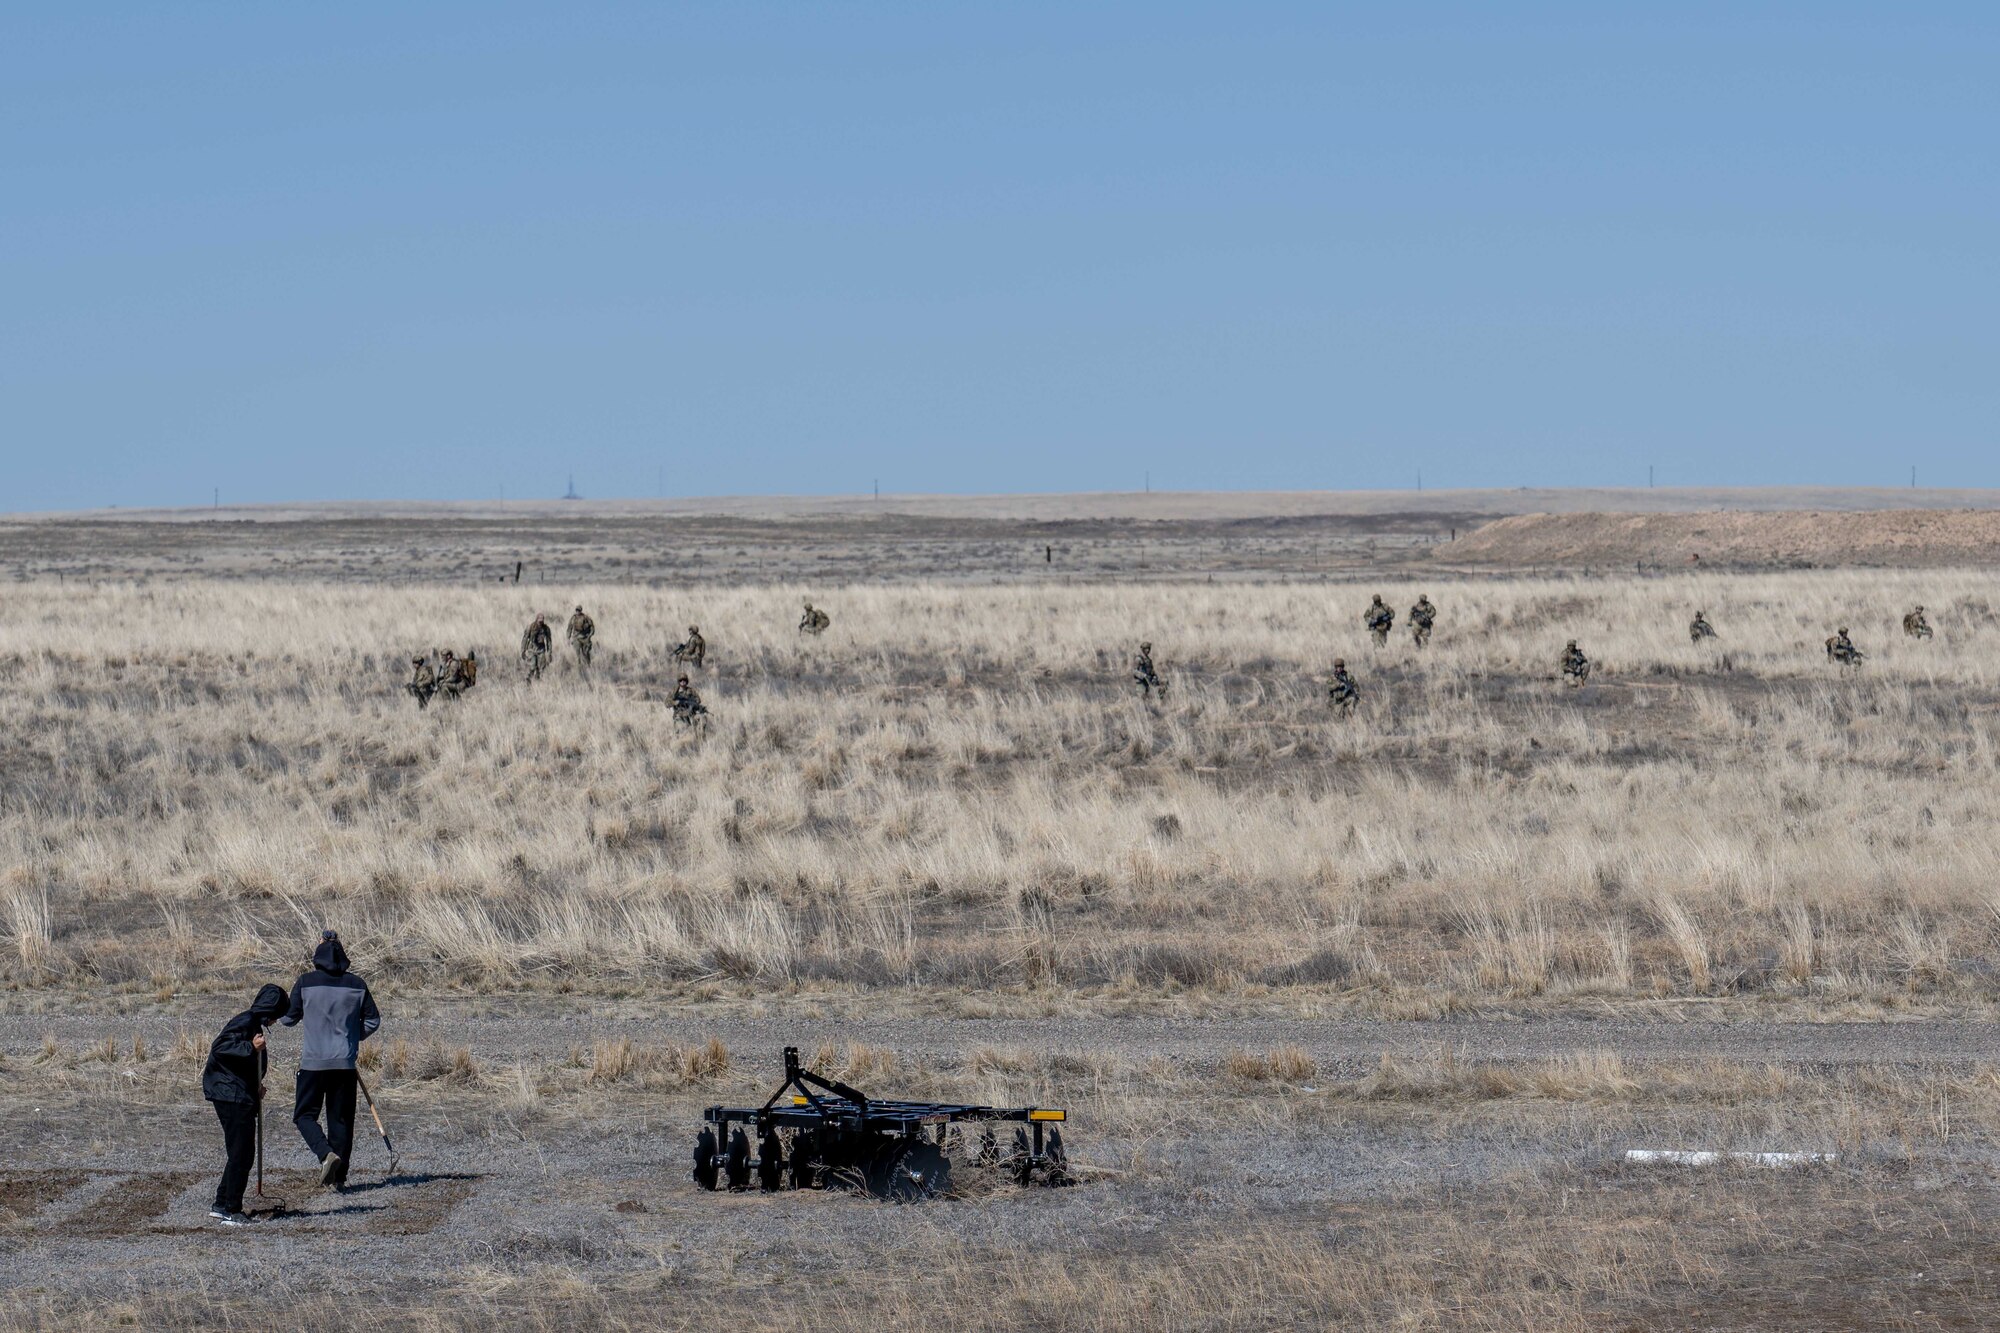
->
[725, 1128, 752, 1191]
[693, 1128, 719, 1191]
[758, 1127, 785, 1191]
[869, 1138, 952, 1203]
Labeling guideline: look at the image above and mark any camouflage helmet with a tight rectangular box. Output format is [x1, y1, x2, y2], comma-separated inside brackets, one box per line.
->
[688, 624, 699, 633]
[1371, 594, 1384, 603]
[1140, 641, 1152, 651]
[1566, 639, 1578, 648]
[1839, 626, 1848, 635]
[1333, 657, 1345, 668]
[575, 605, 584, 613]
[412, 655, 425, 665]
[677, 674, 690, 685]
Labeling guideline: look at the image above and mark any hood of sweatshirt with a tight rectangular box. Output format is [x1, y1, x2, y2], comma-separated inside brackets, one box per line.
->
[250, 982, 289, 1022]
[313, 936, 350, 976]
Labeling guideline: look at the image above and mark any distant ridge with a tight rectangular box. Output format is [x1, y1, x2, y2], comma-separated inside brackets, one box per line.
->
[14, 487, 2000, 525]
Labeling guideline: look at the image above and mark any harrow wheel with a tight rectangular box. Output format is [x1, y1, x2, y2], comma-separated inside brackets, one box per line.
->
[869, 1138, 951, 1203]
[725, 1128, 752, 1190]
[693, 1128, 719, 1191]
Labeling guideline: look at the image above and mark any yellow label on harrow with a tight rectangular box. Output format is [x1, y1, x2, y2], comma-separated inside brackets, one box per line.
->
[1029, 1109, 1066, 1121]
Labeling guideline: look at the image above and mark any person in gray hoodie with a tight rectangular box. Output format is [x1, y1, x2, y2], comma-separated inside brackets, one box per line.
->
[280, 931, 381, 1186]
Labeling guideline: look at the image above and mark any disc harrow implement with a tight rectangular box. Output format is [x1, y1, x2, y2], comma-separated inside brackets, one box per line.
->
[695, 1046, 1072, 1201]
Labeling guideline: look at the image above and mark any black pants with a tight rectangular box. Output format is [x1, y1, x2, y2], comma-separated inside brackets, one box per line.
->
[212, 1099, 257, 1213]
[293, 1069, 357, 1178]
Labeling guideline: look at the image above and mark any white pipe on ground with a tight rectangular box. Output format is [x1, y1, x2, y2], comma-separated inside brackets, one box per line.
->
[1623, 1150, 1834, 1167]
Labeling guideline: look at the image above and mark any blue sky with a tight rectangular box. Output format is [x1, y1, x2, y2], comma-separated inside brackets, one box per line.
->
[4, 3, 1996, 509]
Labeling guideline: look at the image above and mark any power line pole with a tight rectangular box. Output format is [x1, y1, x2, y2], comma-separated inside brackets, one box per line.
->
[1648, 465, 1654, 489]
[1911, 465, 1917, 489]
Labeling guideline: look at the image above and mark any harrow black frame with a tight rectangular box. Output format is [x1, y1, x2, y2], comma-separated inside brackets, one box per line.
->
[699, 1046, 1069, 1190]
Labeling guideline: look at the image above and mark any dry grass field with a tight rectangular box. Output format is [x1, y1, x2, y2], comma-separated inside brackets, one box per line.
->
[7, 569, 2000, 1011]
[6, 506, 2000, 1330]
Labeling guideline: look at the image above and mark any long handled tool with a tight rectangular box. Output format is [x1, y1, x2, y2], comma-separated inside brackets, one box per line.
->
[255, 1080, 265, 1198]
[356, 1072, 400, 1175]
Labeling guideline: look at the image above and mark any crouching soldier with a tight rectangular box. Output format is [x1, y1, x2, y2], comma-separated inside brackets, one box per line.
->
[281, 931, 381, 1188]
[671, 674, 708, 727]
[799, 601, 831, 635]
[407, 655, 436, 709]
[1561, 640, 1591, 686]
[672, 625, 706, 669]
[1689, 610, 1716, 643]
[439, 649, 478, 699]
[1328, 658, 1359, 716]
[1903, 606, 1933, 640]
[1826, 627, 1863, 665]
[202, 982, 289, 1226]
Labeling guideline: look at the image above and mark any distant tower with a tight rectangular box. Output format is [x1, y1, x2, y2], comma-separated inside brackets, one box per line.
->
[562, 473, 581, 500]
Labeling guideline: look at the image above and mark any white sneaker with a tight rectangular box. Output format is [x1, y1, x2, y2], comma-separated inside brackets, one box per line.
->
[215, 1211, 253, 1227]
[318, 1152, 343, 1186]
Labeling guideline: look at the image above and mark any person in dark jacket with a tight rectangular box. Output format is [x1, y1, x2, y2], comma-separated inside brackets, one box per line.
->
[202, 982, 289, 1225]
[280, 931, 381, 1187]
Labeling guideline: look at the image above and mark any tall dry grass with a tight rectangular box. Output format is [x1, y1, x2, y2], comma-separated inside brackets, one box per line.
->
[4, 569, 1999, 1004]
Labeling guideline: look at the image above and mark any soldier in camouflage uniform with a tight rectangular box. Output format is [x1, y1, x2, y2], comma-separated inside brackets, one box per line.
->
[521, 614, 554, 682]
[1689, 609, 1716, 644]
[567, 606, 596, 665]
[1327, 658, 1359, 716]
[1408, 595, 1437, 647]
[1364, 594, 1394, 646]
[406, 655, 436, 709]
[671, 674, 708, 727]
[799, 601, 831, 635]
[439, 650, 478, 700]
[672, 625, 706, 669]
[1560, 639, 1591, 686]
[1825, 627, 1863, 665]
[1132, 642, 1166, 699]
[1903, 606, 1933, 640]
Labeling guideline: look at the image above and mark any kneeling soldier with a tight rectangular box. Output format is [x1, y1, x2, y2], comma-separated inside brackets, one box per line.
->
[1561, 640, 1591, 686]
[672, 674, 708, 726]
